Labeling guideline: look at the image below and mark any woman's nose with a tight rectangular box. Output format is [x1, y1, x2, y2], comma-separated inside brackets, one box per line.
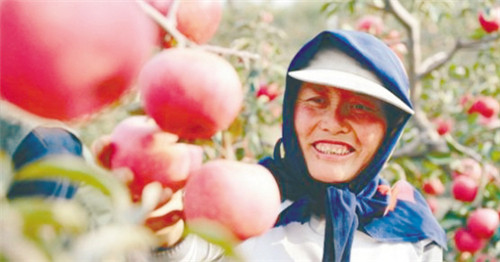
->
[318, 105, 349, 134]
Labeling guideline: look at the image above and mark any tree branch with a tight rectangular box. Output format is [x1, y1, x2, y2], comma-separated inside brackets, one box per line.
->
[418, 33, 500, 78]
[136, 0, 260, 60]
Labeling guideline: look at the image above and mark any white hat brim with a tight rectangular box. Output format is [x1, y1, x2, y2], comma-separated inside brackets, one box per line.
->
[288, 69, 414, 115]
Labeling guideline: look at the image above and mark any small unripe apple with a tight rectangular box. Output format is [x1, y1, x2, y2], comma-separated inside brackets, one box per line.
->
[109, 116, 203, 202]
[147, 0, 222, 44]
[468, 96, 500, 119]
[0, 0, 156, 120]
[478, 7, 500, 33]
[422, 177, 445, 196]
[452, 176, 478, 202]
[454, 227, 485, 253]
[452, 158, 482, 181]
[139, 49, 243, 140]
[356, 15, 384, 35]
[184, 160, 281, 241]
[467, 208, 499, 239]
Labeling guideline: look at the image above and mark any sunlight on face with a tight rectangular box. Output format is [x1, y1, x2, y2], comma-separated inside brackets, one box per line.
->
[294, 82, 387, 183]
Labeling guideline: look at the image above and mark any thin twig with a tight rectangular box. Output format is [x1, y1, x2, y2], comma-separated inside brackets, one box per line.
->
[136, 0, 260, 61]
[135, 0, 189, 46]
[199, 45, 261, 60]
[418, 34, 500, 78]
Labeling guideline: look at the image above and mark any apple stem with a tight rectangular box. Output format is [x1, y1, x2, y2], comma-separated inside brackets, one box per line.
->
[135, 0, 190, 47]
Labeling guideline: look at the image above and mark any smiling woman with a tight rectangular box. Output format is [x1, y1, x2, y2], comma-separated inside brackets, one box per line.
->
[294, 83, 387, 183]
[153, 30, 447, 262]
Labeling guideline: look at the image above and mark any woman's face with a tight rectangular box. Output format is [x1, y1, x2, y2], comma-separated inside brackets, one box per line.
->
[294, 82, 387, 183]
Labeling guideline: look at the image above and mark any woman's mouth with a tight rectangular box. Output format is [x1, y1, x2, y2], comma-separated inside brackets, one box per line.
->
[312, 141, 354, 156]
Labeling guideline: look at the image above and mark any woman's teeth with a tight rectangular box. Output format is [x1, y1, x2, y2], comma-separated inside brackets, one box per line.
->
[314, 143, 351, 155]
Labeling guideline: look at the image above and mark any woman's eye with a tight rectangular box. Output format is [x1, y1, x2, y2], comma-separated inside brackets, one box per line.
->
[351, 103, 373, 112]
[307, 97, 326, 104]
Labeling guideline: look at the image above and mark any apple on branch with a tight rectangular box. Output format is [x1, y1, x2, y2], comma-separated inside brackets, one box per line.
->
[467, 96, 500, 119]
[454, 227, 485, 254]
[422, 177, 445, 196]
[466, 208, 499, 239]
[451, 175, 479, 203]
[147, 0, 222, 45]
[478, 6, 500, 33]
[451, 158, 482, 182]
[138, 48, 243, 140]
[356, 15, 384, 36]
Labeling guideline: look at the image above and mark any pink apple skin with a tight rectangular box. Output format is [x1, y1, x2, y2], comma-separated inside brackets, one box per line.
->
[452, 158, 482, 182]
[454, 227, 485, 253]
[468, 96, 500, 119]
[356, 15, 384, 35]
[432, 118, 453, 136]
[467, 208, 500, 239]
[147, 0, 222, 44]
[109, 116, 203, 202]
[452, 176, 479, 202]
[139, 49, 243, 140]
[422, 177, 445, 196]
[478, 7, 500, 33]
[0, 0, 156, 120]
[184, 160, 281, 241]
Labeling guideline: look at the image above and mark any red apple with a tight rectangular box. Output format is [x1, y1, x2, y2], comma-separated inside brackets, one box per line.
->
[147, 0, 222, 44]
[467, 208, 500, 239]
[183, 160, 281, 241]
[432, 117, 453, 136]
[138, 48, 243, 140]
[468, 96, 500, 119]
[452, 158, 482, 181]
[257, 83, 280, 102]
[422, 177, 445, 196]
[0, 1, 156, 120]
[478, 7, 500, 33]
[109, 116, 203, 202]
[452, 176, 479, 202]
[356, 15, 384, 35]
[454, 227, 485, 253]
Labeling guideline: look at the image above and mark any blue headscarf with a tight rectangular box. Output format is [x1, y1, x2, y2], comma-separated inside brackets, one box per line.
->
[259, 30, 446, 262]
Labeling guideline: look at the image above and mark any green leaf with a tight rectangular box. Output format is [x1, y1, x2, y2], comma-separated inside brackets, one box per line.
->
[10, 198, 87, 239]
[426, 151, 452, 165]
[14, 155, 130, 210]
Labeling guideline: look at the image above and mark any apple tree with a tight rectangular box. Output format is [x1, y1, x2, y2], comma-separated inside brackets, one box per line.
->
[1, 0, 499, 261]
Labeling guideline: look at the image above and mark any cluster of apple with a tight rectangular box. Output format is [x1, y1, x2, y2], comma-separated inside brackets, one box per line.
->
[421, 155, 499, 255]
[1, 0, 281, 244]
[432, 94, 500, 137]
[454, 207, 499, 254]
[355, 15, 407, 61]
